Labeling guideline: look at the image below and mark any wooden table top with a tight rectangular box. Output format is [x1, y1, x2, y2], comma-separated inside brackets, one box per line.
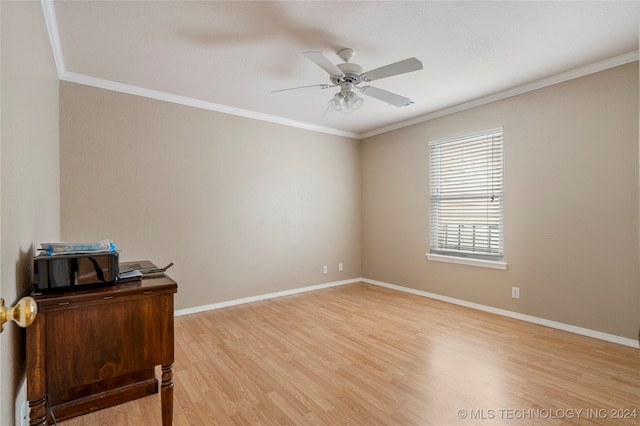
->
[32, 260, 177, 306]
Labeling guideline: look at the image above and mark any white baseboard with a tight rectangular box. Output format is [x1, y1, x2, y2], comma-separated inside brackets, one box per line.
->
[174, 278, 360, 317]
[173, 277, 638, 349]
[362, 278, 639, 349]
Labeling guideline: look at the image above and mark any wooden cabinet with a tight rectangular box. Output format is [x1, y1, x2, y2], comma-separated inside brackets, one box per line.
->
[26, 261, 177, 425]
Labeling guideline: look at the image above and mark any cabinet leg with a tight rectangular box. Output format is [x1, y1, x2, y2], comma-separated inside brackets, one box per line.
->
[28, 397, 47, 426]
[161, 364, 174, 426]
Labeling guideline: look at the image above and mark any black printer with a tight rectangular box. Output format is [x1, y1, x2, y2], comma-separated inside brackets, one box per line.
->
[33, 252, 119, 292]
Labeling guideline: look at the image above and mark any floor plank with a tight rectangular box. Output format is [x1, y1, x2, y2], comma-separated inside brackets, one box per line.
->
[60, 283, 639, 425]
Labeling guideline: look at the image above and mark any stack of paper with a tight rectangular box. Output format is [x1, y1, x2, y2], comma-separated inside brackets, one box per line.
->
[38, 240, 118, 256]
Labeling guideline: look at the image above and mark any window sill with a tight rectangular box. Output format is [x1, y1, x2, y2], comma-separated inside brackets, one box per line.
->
[426, 253, 507, 270]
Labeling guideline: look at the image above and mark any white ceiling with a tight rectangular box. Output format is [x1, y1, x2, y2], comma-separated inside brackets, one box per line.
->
[48, 1, 639, 138]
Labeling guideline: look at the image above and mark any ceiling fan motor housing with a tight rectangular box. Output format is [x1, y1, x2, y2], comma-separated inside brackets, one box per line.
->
[331, 62, 363, 87]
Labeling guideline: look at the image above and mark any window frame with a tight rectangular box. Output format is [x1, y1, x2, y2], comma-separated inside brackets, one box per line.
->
[427, 127, 506, 270]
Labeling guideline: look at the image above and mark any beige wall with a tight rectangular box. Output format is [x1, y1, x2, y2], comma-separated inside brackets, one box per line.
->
[362, 62, 639, 340]
[59, 63, 639, 341]
[0, 3, 635, 422]
[60, 82, 362, 310]
[0, 8, 636, 422]
[1, 1, 60, 424]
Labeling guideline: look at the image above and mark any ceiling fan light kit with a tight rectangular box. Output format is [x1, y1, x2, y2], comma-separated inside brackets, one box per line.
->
[328, 85, 364, 113]
[275, 48, 423, 114]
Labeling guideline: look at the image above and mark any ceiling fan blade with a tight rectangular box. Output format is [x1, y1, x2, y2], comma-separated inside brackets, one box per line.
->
[303, 51, 344, 77]
[360, 86, 414, 107]
[271, 84, 332, 94]
[361, 57, 423, 82]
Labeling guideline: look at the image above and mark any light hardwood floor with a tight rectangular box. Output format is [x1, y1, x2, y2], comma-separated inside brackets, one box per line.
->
[61, 283, 639, 425]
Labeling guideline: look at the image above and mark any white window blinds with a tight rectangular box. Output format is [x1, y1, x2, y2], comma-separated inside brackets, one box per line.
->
[429, 128, 504, 260]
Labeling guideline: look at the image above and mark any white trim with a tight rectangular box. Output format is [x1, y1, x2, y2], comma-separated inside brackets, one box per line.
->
[59, 72, 360, 140]
[362, 278, 639, 349]
[173, 276, 638, 348]
[361, 51, 640, 139]
[40, 0, 638, 140]
[426, 253, 507, 270]
[56, 49, 638, 141]
[41, 0, 65, 78]
[428, 126, 504, 147]
[174, 278, 359, 317]
[40, 1, 359, 140]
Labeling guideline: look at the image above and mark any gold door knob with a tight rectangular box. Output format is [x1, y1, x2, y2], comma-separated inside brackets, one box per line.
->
[0, 297, 38, 332]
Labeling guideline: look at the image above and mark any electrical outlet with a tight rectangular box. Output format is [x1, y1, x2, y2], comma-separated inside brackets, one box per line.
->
[323, 265, 328, 274]
[338, 262, 343, 271]
[512, 287, 520, 299]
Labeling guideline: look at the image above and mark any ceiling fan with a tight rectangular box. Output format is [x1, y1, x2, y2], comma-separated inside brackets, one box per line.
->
[273, 48, 423, 113]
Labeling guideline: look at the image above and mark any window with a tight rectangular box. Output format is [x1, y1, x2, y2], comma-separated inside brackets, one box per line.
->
[429, 128, 504, 264]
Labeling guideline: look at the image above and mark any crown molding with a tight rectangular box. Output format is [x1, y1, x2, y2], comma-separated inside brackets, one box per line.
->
[56, 50, 639, 141]
[41, 0, 65, 78]
[59, 71, 360, 139]
[40, 0, 359, 140]
[361, 50, 639, 139]
[42, 0, 637, 141]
